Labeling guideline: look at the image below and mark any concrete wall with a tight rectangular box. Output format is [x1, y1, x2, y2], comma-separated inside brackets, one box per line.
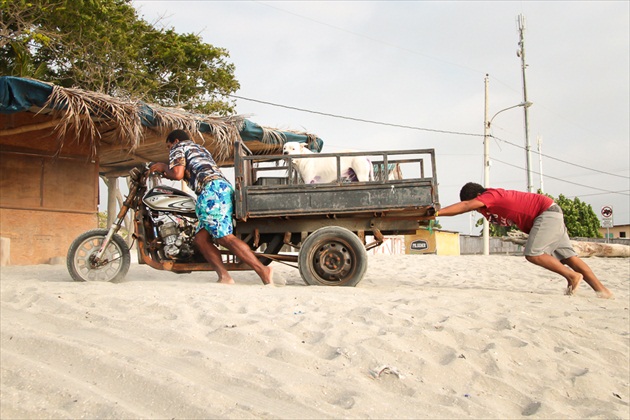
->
[459, 235, 629, 255]
[459, 235, 524, 255]
[572, 237, 630, 246]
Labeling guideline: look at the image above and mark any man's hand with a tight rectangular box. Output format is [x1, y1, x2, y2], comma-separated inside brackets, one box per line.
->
[148, 163, 185, 181]
[149, 162, 168, 174]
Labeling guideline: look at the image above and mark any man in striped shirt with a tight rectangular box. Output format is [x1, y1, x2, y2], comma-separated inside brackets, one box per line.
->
[150, 129, 274, 285]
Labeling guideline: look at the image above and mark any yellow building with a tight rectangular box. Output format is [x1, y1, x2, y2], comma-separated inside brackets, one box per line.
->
[404, 229, 460, 255]
[598, 224, 629, 239]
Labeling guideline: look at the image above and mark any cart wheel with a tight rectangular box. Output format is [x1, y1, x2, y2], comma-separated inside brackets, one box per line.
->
[298, 226, 367, 286]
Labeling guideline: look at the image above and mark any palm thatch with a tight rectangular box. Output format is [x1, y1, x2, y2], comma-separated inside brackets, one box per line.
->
[44, 83, 246, 162]
[1, 76, 323, 176]
[142, 105, 246, 162]
[39, 85, 324, 166]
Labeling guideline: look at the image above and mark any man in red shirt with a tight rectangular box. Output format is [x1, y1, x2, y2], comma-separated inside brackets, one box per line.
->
[437, 182, 612, 298]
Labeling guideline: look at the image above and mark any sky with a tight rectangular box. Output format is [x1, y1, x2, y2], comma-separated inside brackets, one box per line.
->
[130, 0, 629, 235]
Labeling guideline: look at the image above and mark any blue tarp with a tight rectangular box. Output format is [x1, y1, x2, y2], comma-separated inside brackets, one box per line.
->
[0, 76, 323, 152]
[0, 76, 52, 113]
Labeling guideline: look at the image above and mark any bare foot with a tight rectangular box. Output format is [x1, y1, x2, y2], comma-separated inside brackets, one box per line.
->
[565, 272, 583, 296]
[596, 288, 614, 299]
[262, 266, 274, 286]
[217, 276, 235, 285]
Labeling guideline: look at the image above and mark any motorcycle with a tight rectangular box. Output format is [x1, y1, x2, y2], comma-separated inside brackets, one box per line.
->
[66, 164, 281, 282]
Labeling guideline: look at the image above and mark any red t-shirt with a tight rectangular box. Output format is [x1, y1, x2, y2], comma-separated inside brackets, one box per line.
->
[476, 188, 553, 233]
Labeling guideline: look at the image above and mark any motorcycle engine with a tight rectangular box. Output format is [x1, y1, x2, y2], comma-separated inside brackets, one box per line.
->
[155, 215, 195, 260]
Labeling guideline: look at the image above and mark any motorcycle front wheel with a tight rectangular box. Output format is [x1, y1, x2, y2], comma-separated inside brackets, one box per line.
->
[67, 229, 131, 282]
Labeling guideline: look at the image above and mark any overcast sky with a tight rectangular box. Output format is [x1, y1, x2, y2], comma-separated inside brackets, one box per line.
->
[132, 0, 629, 234]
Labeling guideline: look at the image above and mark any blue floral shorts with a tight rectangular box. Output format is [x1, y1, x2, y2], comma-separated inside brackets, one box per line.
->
[195, 179, 234, 239]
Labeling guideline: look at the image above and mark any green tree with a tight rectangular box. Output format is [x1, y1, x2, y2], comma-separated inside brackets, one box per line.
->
[543, 192, 602, 238]
[0, 0, 239, 114]
[474, 217, 518, 237]
[98, 211, 108, 228]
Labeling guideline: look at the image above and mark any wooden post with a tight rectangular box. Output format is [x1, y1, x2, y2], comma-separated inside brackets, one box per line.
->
[0, 237, 10, 266]
[106, 177, 118, 227]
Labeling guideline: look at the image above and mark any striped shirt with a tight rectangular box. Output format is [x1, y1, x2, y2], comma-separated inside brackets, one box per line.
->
[168, 140, 228, 194]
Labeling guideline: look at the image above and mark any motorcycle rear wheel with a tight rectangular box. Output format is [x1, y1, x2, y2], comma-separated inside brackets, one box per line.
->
[67, 229, 131, 282]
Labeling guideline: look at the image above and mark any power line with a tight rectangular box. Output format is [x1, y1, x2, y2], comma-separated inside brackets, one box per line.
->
[570, 190, 630, 198]
[240, 95, 629, 198]
[492, 157, 630, 196]
[246, 2, 629, 186]
[491, 135, 630, 180]
[229, 94, 482, 138]
[231, 92, 630, 183]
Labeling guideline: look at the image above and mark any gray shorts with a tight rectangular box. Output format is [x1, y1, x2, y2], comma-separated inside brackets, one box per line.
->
[524, 205, 577, 261]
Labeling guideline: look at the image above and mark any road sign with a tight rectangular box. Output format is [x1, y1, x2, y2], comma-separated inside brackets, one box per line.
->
[601, 206, 613, 229]
[601, 206, 613, 218]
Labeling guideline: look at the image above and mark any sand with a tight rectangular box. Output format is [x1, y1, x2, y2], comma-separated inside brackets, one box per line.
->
[1, 254, 629, 419]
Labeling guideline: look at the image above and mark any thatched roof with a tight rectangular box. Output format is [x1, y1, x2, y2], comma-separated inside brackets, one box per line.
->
[0, 76, 323, 177]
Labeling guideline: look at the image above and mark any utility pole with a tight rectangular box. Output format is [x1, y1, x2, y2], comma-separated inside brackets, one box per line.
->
[483, 74, 490, 255]
[482, 75, 531, 255]
[537, 135, 544, 193]
[517, 14, 534, 192]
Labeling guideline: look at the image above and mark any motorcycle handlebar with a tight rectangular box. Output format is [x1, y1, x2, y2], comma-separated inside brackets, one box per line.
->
[145, 162, 165, 177]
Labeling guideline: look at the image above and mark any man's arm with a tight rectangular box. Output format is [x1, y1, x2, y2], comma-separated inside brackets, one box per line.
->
[149, 162, 185, 181]
[438, 199, 485, 217]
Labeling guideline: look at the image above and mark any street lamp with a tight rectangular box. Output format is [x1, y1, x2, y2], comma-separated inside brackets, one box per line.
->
[483, 75, 533, 255]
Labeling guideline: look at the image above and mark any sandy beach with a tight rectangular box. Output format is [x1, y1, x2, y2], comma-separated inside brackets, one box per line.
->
[1, 254, 628, 419]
